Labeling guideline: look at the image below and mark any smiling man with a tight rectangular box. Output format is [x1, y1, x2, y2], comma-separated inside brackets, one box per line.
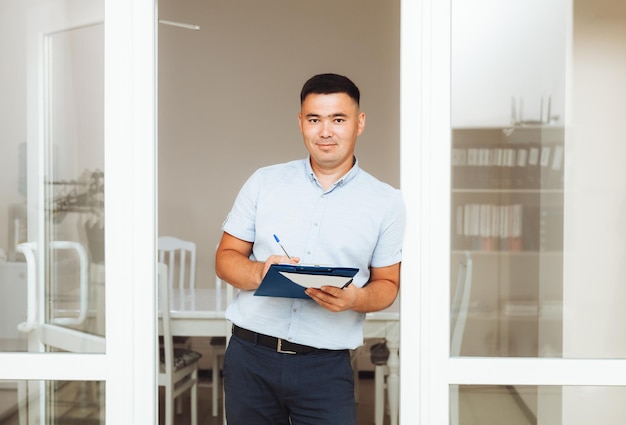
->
[216, 73, 406, 425]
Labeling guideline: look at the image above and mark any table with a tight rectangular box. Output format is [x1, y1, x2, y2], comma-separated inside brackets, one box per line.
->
[164, 288, 399, 425]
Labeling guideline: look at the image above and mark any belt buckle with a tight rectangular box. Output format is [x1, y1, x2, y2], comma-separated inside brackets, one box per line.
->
[276, 338, 296, 355]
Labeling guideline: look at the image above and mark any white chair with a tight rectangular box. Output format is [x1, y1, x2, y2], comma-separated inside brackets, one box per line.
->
[158, 237, 230, 418]
[158, 236, 197, 349]
[158, 236, 198, 417]
[209, 274, 234, 418]
[158, 262, 201, 425]
[450, 251, 473, 425]
[371, 340, 390, 425]
[158, 236, 197, 291]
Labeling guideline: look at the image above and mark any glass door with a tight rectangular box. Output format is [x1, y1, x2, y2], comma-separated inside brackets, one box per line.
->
[398, 0, 626, 423]
[0, 1, 158, 424]
[0, 1, 106, 423]
[446, 0, 626, 424]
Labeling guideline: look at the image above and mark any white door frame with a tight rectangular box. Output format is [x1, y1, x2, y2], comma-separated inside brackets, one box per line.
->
[400, 0, 452, 422]
[104, 0, 158, 423]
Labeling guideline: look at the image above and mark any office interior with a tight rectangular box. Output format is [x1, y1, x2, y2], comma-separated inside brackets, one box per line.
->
[2, 0, 626, 424]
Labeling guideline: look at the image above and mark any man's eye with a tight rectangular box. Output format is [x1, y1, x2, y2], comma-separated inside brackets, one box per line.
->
[334, 118, 345, 123]
[309, 118, 319, 123]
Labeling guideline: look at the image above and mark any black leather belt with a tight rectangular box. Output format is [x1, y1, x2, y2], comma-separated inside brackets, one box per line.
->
[232, 324, 333, 355]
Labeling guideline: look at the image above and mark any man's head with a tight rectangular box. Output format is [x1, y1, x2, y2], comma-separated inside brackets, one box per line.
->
[300, 73, 360, 107]
[298, 74, 365, 179]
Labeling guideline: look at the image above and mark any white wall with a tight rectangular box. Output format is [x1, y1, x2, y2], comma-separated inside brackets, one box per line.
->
[158, 0, 401, 285]
[563, 0, 626, 422]
[451, 0, 566, 127]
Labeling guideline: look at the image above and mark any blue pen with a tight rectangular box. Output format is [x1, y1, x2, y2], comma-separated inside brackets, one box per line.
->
[273, 234, 292, 259]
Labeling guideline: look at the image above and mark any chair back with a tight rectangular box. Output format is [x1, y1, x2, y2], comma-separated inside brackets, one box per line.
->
[450, 251, 473, 356]
[158, 236, 196, 290]
[215, 275, 235, 311]
[158, 262, 174, 376]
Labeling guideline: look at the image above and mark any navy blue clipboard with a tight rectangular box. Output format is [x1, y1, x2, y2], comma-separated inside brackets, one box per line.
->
[254, 264, 359, 299]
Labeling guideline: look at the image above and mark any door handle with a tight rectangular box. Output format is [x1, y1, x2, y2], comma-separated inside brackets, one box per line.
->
[50, 241, 89, 326]
[16, 241, 90, 331]
[16, 242, 37, 333]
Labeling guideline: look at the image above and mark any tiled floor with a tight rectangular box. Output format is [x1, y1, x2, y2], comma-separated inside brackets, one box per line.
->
[457, 386, 534, 425]
[0, 379, 535, 424]
[159, 371, 386, 425]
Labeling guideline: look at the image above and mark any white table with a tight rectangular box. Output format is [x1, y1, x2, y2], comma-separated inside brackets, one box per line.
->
[165, 288, 399, 425]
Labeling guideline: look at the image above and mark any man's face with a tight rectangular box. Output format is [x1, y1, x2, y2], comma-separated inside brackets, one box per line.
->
[298, 93, 365, 173]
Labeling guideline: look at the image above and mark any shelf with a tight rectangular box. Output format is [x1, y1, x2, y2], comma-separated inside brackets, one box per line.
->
[451, 250, 563, 256]
[452, 188, 564, 194]
[450, 126, 564, 358]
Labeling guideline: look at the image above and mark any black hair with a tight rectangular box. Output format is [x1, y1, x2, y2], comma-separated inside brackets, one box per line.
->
[300, 73, 360, 106]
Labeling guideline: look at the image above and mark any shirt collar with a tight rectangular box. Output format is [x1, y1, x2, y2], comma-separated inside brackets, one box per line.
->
[304, 156, 360, 191]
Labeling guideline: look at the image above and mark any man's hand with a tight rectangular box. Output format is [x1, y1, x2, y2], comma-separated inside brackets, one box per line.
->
[261, 255, 300, 278]
[305, 263, 401, 313]
[305, 284, 360, 312]
[216, 232, 299, 291]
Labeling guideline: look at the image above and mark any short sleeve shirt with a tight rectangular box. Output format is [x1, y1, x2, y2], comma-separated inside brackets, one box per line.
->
[222, 157, 405, 349]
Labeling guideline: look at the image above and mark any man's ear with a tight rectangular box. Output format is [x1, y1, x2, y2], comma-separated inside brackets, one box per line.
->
[357, 112, 366, 135]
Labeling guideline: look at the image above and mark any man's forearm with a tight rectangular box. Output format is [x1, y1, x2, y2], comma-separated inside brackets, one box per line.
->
[216, 249, 264, 291]
[353, 279, 399, 313]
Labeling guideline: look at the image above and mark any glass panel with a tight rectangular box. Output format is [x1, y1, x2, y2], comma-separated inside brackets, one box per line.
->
[0, 1, 29, 353]
[1, 1, 104, 353]
[44, 23, 105, 338]
[450, 0, 626, 358]
[451, 385, 626, 425]
[0, 380, 104, 424]
[0, 264, 28, 352]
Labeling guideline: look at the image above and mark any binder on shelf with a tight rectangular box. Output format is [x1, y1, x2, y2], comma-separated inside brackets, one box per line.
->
[514, 147, 528, 189]
[499, 204, 510, 250]
[509, 204, 523, 251]
[500, 148, 516, 189]
[491, 148, 504, 189]
[539, 146, 552, 186]
[479, 204, 492, 250]
[526, 146, 541, 189]
[466, 148, 480, 189]
[489, 204, 501, 251]
[476, 147, 492, 189]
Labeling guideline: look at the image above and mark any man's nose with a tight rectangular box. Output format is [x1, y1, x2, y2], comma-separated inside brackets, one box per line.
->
[320, 121, 333, 138]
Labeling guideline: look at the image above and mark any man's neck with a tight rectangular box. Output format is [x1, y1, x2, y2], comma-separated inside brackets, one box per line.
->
[311, 157, 355, 191]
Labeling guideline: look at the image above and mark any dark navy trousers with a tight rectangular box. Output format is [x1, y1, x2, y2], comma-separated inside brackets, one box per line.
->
[223, 333, 356, 425]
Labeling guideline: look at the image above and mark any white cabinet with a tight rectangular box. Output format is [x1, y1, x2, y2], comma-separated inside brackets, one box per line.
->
[0, 262, 27, 351]
[451, 0, 567, 127]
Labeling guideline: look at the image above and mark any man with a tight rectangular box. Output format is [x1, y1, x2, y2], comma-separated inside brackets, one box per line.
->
[216, 73, 405, 425]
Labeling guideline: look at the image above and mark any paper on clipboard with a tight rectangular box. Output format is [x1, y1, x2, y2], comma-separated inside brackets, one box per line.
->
[254, 264, 359, 299]
[278, 271, 353, 289]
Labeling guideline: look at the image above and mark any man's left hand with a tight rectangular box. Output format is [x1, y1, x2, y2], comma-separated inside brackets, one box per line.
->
[305, 283, 360, 312]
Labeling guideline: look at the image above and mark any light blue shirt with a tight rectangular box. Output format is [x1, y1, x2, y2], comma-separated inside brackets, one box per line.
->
[222, 157, 405, 349]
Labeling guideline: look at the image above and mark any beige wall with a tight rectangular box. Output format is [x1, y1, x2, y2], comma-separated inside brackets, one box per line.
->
[158, 0, 401, 285]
